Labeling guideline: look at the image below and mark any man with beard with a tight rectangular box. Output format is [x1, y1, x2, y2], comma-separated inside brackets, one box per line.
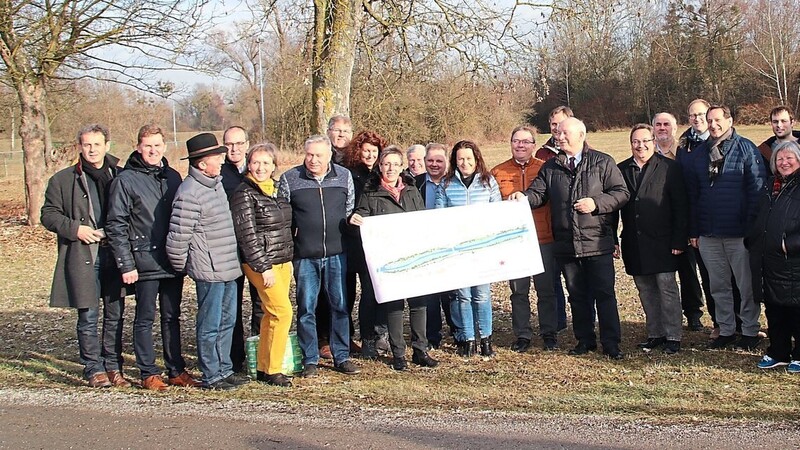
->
[758, 106, 800, 175]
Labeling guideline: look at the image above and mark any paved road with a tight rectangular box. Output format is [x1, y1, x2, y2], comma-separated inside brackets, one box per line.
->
[0, 388, 797, 449]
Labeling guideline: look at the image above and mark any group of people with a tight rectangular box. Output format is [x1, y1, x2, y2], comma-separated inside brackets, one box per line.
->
[41, 100, 800, 392]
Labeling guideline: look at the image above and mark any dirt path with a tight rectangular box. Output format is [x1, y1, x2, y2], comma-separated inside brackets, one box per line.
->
[1, 388, 797, 449]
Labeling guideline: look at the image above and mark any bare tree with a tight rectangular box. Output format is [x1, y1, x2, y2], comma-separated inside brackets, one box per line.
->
[0, 0, 209, 225]
[742, 0, 800, 107]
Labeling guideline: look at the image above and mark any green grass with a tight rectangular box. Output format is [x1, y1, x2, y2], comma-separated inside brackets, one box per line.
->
[1, 127, 798, 424]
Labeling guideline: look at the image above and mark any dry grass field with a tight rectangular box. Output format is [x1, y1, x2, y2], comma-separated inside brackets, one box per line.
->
[0, 126, 798, 424]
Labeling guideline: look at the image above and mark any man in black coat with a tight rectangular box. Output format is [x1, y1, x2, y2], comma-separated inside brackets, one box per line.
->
[220, 125, 262, 373]
[106, 124, 201, 391]
[511, 117, 629, 359]
[616, 124, 688, 354]
[41, 124, 128, 388]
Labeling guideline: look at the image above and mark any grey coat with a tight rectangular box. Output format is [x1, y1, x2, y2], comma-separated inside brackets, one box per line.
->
[167, 166, 242, 282]
[40, 155, 126, 309]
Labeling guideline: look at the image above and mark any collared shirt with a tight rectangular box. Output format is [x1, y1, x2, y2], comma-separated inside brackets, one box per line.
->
[625, 157, 650, 192]
[567, 151, 584, 167]
[423, 174, 441, 210]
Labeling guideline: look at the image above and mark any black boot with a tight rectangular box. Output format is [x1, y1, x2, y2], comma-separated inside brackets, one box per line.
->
[456, 340, 475, 357]
[391, 357, 408, 371]
[412, 349, 439, 367]
[480, 336, 495, 357]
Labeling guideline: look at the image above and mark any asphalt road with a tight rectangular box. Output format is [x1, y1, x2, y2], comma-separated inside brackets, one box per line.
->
[1, 388, 797, 449]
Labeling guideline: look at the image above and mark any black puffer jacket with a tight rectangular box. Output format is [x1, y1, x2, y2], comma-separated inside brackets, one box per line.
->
[523, 144, 629, 258]
[747, 173, 800, 306]
[230, 177, 293, 273]
[106, 151, 182, 280]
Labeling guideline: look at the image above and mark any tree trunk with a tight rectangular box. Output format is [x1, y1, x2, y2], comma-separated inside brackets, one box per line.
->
[16, 79, 52, 226]
[311, 0, 362, 134]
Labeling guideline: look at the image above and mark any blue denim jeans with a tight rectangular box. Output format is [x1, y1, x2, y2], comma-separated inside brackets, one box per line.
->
[195, 280, 237, 385]
[293, 253, 350, 365]
[451, 283, 492, 341]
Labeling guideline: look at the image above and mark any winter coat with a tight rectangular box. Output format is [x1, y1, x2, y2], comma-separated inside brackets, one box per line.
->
[220, 159, 246, 199]
[523, 144, 629, 258]
[617, 155, 688, 276]
[344, 163, 374, 272]
[41, 155, 126, 309]
[684, 128, 766, 238]
[747, 173, 800, 306]
[166, 166, 242, 282]
[277, 163, 354, 259]
[230, 177, 294, 273]
[354, 172, 426, 218]
[434, 171, 501, 208]
[106, 151, 183, 281]
[491, 157, 554, 244]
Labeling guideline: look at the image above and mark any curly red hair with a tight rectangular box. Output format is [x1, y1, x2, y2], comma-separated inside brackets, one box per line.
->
[344, 130, 388, 169]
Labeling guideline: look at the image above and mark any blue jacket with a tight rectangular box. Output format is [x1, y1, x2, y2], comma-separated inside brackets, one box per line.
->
[685, 128, 766, 238]
[434, 172, 501, 208]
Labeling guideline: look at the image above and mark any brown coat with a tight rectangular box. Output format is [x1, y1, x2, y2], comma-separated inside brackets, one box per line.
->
[491, 157, 554, 244]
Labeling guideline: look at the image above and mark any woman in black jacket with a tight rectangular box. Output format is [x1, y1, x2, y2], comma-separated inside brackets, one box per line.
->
[231, 143, 294, 387]
[343, 131, 388, 358]
[349, 148, 439, 370]
[749, 141, 800, 373]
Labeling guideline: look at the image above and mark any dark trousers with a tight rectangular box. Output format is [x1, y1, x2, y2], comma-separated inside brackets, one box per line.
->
[133, 276, 186, 379]
[357, 270, 386, 341]
[77, 258, 125, 378]
[426, 291, 455, 346]
[77, 299, 125, 378]
[383, 296, 428, 358]
[676, 248, 705, 320]
[764, 302, 800, 362]
[558, 254, 621, 350]
[230, 274, 262, 372]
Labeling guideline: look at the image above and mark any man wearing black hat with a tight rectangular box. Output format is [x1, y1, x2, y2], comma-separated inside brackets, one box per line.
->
[106, 124, 202, 391]
[166, 133, 246, 390]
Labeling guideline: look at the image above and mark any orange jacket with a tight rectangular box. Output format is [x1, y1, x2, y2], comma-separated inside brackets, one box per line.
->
[491, 157, 554, 244]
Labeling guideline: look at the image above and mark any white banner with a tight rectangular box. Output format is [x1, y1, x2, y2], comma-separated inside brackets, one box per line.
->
[359, 199, 544, 303]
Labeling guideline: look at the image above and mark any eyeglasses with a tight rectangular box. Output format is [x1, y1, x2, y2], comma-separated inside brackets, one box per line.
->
[329, 128, 352, 134]
[631, 139, 655, 146]
[380, 162, 402, 168]
[224, 141, 247, 148]
[688, 112, 707, 119]
[511, 139, 535, 145]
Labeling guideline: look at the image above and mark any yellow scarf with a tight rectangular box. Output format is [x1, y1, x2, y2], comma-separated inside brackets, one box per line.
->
[246, 173, 275, 196]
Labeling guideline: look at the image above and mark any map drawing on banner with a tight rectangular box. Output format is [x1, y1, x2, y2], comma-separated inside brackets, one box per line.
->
[359, 200, 544, 303]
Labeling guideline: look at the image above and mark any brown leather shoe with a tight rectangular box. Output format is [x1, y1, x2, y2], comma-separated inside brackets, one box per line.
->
[141, 375, 169, 391]
[168, 371, 203, 388]
[87, 372, 112, 388]
[106, 371, 132, 388]
[319, 345, 333, 360]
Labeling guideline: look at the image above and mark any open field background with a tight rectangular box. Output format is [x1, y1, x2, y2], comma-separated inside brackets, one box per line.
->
[0, 126, 797, 424]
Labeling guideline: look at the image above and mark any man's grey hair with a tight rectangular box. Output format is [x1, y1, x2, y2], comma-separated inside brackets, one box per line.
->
[560, 117, 586, 135]
[406, 144, 425, 157]
[327, 115, 351, 130]
[771, 141, 800, 175]
[77, 124, 110, 145]
[304, 134, 332, 152]
[652, 112, 677, 128]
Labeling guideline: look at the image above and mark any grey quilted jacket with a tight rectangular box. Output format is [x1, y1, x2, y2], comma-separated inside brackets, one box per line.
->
[167, 166, 242, 282]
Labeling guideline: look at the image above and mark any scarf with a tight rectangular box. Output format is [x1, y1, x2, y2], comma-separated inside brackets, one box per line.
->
[708, 127, 733, 183]
[246, 173, 275, 197]
[381, 178, 405, 203]
[80, 154, 113, 211]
